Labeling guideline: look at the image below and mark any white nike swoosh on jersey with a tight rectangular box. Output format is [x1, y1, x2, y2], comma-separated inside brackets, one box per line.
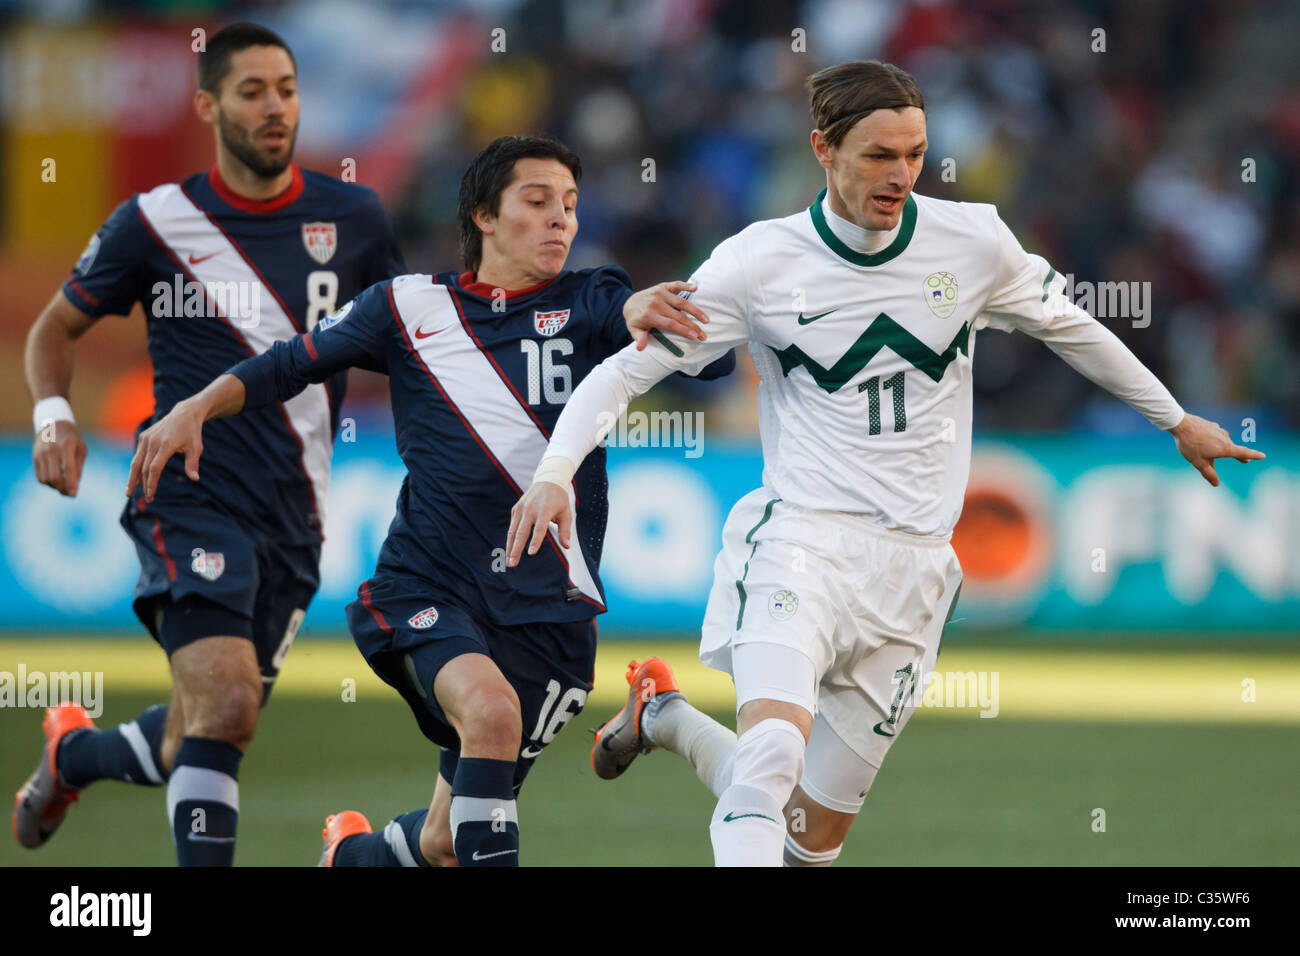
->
[471, 848, 518, 861]
[520, 745, 543, 758]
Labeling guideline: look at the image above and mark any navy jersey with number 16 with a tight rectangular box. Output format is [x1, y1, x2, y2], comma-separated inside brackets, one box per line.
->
[231, 268, 734, 625]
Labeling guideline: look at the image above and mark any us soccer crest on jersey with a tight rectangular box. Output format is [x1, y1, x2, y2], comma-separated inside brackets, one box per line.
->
[301, 221, 338, 265]
[533, 308, 570, 336]
[60, 164, 406, 705]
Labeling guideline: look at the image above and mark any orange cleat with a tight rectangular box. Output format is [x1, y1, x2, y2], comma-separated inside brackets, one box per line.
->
[590, 658, 685, 780]
[12, 703, 95, 849]
[318, 810, 372, 867]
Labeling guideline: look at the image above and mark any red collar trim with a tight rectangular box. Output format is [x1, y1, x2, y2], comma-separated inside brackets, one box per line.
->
[207, 163, 304, 213]
[456, 271, 559, 300]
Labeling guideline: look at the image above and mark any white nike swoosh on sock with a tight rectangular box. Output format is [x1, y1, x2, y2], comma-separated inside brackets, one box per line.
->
[471, 848, 518, 861]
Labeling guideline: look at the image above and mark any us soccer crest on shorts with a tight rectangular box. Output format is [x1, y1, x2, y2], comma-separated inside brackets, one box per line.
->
[190, 549, 225, 582]
[534, 309, 570, 336]
[301, 222, 338, 265]
[408, 606, 439, 630]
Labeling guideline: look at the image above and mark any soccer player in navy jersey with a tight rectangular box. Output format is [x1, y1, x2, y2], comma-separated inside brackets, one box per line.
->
[126, 135, 734, 866]
[14, 23, 406, 865]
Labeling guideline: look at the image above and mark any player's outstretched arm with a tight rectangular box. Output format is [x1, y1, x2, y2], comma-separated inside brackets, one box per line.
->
[25, 291, 98, 497]
[980, 213, 1266, 486]
[1168, 412, 1265, 486]
[125, 373, 246, 502]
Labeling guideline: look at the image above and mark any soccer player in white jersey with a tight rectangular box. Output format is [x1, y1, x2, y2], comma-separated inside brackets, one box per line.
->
[506, 60, 1263, 866]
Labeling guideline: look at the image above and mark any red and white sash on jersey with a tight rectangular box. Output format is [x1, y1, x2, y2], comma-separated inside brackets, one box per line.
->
[137, 183, 333, 526]
[392, 277, 603, 608]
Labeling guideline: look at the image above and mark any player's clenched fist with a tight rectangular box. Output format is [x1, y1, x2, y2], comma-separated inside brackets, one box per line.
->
[33, 420, 88, 498]
[125, 398, 207, 502]
[507, 481, 573, 567]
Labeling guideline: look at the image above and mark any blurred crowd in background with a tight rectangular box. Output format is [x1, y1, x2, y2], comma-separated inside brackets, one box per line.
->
[1, 0, 1296, 439]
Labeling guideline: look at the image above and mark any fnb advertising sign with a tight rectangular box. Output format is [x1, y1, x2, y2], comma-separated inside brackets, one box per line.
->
[0, 436, 1296, 634]
[950, 439, 1300, 629]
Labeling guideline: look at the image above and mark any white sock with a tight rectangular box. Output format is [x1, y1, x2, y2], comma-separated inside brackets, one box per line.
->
[644, 697, 737, 797]
[783, 832, 841, 867]
[709, 784, 785, 866]
[709, 718, 805, 867]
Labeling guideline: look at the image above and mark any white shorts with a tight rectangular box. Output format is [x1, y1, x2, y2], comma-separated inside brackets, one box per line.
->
[702, 488, 963, 812]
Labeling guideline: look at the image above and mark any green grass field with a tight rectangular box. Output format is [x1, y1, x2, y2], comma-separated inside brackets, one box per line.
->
[2, 636, 1298, 866]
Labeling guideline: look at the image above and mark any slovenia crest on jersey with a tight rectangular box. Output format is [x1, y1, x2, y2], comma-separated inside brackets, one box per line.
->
[534, 309, 571, 337]
[408, 606, 439, 630]
[302, 222, 338, 265]
[923, 272, 958, 318]
[190, 549, 225, 583]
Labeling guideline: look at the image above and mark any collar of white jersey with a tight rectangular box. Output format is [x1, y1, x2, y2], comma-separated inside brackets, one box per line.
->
[808, 187, 917, 267]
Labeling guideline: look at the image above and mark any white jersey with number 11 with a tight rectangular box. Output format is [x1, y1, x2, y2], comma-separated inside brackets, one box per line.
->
[544, 189, 1183, 538]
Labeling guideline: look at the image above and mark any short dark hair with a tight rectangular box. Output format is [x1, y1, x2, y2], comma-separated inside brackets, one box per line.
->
[457, 136, 583, 271]
[807, 60, 925, 148]
[198, 23, 297, 95]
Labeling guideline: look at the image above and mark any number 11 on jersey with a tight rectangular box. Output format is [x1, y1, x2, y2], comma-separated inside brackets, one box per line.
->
[860, 371, 907, 434]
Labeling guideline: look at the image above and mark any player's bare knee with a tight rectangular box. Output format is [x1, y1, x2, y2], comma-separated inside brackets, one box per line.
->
[186, 680, 262, 748]
[458, 691, 522, 757]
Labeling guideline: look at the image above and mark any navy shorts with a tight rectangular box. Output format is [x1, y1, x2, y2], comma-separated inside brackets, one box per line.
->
[122, 497, 320, 704]
[347, 572, 597, 794]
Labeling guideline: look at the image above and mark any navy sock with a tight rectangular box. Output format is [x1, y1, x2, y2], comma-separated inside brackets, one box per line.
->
[168, 736, 241, 866]
[57, 704, 168, 789]
[334, 809, 430, 867]
[450, 757, 518, 867]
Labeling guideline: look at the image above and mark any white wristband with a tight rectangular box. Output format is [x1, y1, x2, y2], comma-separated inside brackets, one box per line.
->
[33, 396, 75, 434]
[532, 455, 576, 488]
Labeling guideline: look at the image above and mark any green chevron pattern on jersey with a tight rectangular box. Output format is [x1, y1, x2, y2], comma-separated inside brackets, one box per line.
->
[775, 312, 970, 391]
